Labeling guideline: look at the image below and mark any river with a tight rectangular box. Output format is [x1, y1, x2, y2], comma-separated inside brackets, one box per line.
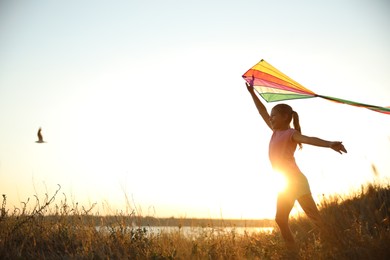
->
[97, 225, 274, 238]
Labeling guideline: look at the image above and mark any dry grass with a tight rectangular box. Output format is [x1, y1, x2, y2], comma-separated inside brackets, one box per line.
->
[1, 182, 389, 259]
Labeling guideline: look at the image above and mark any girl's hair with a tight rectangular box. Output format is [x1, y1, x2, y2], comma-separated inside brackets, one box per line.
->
[273, 103, 303, 149]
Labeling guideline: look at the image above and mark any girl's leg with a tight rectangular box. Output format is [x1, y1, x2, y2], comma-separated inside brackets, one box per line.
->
[275, 193, 296, 248]
[298, 194, 338, 244]
[297, 194, 323, 228]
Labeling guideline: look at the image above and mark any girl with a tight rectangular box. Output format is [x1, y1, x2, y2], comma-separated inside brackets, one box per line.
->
[246, 82, 347, 249]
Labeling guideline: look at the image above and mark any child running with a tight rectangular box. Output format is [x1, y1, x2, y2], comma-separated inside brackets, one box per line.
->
[246, 82, 347, 250]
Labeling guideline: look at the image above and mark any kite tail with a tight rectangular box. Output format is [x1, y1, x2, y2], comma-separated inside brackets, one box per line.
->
[316, 95, 390, 115]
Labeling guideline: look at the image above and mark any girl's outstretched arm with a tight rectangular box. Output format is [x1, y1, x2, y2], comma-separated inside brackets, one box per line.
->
[292, 132, 347, 154]
[246, 83, 272, 130]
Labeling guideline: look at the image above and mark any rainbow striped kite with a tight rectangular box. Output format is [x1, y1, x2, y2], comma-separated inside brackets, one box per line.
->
[242, 59, 390, 115]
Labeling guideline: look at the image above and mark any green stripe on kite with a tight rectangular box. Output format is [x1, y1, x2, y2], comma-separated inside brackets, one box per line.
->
[261, 93, 315, 102]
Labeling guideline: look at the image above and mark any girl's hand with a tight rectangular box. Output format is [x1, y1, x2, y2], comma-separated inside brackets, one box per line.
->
[245, 77, 272, 129]
[330, 141, 347, 154]
[246, 76, 255, 92]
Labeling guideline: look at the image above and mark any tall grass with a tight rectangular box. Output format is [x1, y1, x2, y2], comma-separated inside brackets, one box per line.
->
[1, 182, 389, 259]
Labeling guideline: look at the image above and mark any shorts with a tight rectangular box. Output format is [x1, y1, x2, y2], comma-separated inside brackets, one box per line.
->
[278, 172, 311, 201]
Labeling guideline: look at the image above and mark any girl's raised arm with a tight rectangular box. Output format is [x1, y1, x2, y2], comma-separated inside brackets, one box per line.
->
[246, 83, 272, 130]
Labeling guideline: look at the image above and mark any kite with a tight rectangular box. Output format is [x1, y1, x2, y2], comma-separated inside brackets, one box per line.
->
[242, 59, 390, 115]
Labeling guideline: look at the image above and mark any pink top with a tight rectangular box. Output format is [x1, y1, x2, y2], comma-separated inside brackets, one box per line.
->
[269, 128, 302, 176]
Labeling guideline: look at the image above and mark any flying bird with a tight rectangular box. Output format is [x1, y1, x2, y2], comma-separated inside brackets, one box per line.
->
[36, 127, 45, 143]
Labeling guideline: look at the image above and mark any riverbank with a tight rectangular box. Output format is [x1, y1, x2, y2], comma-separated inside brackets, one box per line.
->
[1, 182, 389, 259]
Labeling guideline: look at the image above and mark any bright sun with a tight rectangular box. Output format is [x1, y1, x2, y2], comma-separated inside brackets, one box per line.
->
[268, 171, 288, 193]
[231, 171, 289, 219]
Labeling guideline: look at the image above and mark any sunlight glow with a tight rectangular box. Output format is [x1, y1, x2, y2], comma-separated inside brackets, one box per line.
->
[271, 171, 287, 193]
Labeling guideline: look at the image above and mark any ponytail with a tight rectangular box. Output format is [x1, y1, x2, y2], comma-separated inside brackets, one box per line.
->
[272, 104, 303, 149]
[292, 111, 303, 149]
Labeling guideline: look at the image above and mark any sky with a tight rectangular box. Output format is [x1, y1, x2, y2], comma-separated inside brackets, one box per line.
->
[0, 0, 389, 219]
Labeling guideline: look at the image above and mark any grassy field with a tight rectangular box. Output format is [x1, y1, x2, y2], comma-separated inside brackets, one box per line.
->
[1, 182, 389, 259]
